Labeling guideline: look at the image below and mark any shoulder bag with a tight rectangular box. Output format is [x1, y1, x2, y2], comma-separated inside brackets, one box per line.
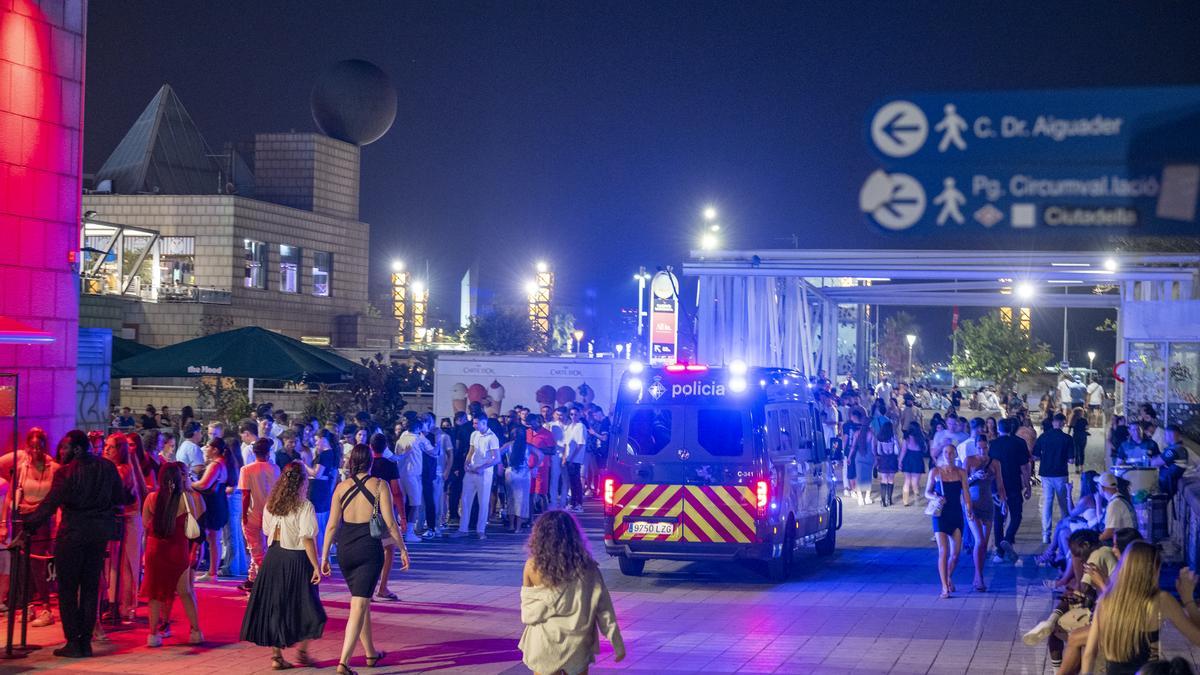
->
[183, 493, 202, 540]
[369, 480, 386, 539]
[924, 477, 945, 517]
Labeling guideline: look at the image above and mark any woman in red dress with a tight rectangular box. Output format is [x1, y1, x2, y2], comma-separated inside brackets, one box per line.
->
[141, 462, 205, 647]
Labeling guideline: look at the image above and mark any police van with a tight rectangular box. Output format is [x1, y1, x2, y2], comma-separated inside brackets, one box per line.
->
[602, 361, 841, 580]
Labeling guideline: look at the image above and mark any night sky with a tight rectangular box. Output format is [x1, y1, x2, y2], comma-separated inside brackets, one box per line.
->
[84, 2, 1200, 364]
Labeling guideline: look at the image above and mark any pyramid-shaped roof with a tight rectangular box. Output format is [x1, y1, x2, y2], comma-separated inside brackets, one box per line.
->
[95, 85, 223, 195]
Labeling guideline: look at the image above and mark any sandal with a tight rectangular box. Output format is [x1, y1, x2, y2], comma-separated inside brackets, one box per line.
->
[337, 664, 357, 675]
[974, 583, 987, 593]
[366, 650, 387, 667]
[938, 590, 951, 600]
[296, 648, 314, 667]
[271, 655, 294, 670]
[374, 591, 398, 601]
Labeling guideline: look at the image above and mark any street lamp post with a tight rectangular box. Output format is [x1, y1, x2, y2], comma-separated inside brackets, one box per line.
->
[634, 267, 651, 338]
[1088, 350, 1096, 371]
[573, 329, 584, 355]
[905, 334, 916, 382]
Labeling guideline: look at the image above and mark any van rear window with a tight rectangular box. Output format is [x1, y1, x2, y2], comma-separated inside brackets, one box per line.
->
[628, 408, 672, 455]
[697, 408, 746, 456]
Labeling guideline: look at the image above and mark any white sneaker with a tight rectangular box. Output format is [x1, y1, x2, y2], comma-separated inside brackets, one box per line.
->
[476, 532, 488, 540]
[30, 610, 53, 627]
[404, 532, 421, 544]
[194, 573, 214, 583]
[189, 629, 204, 645]
[1022, 617, 1057, 646]
[147, 633, 162, 648]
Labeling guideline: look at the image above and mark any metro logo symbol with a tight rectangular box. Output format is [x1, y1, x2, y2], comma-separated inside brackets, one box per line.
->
[671, 381, 726, 397]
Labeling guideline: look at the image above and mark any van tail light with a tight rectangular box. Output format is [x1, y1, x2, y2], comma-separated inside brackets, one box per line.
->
[604, 477, 617, 516]
[755, 479, 770, 519]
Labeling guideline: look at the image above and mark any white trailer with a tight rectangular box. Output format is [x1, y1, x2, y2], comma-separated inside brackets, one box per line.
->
[432, 353, 628, 419]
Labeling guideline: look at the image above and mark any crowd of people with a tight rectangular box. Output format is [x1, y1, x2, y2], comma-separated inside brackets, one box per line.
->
[0, 397, 623, 672]
[819, 371, 1198, 674]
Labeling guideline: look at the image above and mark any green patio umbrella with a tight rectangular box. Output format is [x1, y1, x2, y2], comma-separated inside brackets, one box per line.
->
[112, 336, 155, 363]
[111, 326, 367, 400]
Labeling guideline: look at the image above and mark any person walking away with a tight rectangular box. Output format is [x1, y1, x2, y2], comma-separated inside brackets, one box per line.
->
[238, 438, 281, 592]
[847, 410, 874, 505]
[23, 430, 130, 658]
[1068, 407, 1089, 472]
[305, 430, 339, 552]
[1082, 543, 1200, 674]
[563, 408, 587, 513]
[1034, 413, 1073, 544]
[965, 437, 1005, 592]
[0, 428, 59, 627]
[527, 414, 555, 514]
[520, 510, 625, 674]
[899, 395, 922, 435]
[506, 424, 532, 531]
[103, 433, 145, 622]
[926, 447, 971, 599]
[392, 422, 426, 544]
[899, 423, 928, 506]
[873, 421, 900, 507]
[192, 438, 230, 583]
[320, 444, 407, 675]
[984, 417, 1032, 559]
[368, 433, 403, 601]
[240, 462, 325, 670]
[447, 412, 471, 524]
[1086, 378, 1105, 427]
[454, 414, 501, 539]
[142, 462, 206, 647]
[1057, 376, 1073, 417]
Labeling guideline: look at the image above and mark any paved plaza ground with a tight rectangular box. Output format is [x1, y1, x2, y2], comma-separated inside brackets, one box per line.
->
[6, 436, 1200, 673]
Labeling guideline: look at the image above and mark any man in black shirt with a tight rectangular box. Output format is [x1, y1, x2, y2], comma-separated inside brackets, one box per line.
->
[447, 411, 472, 523]
[1033, 413, 1073, 544]
[988, 418, 1030, 562]
[25, 430, 131, 658]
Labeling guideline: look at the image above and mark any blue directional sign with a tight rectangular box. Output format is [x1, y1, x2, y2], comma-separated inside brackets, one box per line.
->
[860, 164, 1200, 232]
[865, 86, 1200, 165]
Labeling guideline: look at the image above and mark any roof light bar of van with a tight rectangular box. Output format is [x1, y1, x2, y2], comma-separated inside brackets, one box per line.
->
[729, 359, 748, 376]
[685, 364, 708, 372]
[665, 363, 687, 372]
[628, 360, 644, 374]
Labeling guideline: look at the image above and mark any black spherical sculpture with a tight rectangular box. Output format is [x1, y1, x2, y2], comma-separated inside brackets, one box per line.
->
[310, 59, 397, 146]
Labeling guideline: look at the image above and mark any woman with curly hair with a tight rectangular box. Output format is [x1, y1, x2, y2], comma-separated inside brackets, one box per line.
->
[520, 510, 625, 675]
[240, 461, 326, 670]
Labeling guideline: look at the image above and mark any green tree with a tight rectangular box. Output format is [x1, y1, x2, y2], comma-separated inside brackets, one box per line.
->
[349, 353, 409, 431]
[464, 309, 538, 353]
[878, 311, 920, 380]
[949, 313, 1053, 390]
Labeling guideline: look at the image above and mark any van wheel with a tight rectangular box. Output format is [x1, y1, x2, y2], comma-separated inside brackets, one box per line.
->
[767, 525, 795, 582]
[617, 556, 645, 576]
[815, 522, 836, 556]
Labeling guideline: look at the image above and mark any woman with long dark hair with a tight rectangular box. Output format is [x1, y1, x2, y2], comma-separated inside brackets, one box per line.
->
[505, 421, 531, 532]
[321, 444, 407, 674]
[192, 437, 231, 583]
[0, 427, 59, 626]
[873, 421, 900, 507]
[520, 510, 625, 674]
[141, 462, 205, 647]
[241, 462, 326, 670]
[899, 423, 928, 507]
[1069, 406, 1090, 472]
[126, 431, 158, 493]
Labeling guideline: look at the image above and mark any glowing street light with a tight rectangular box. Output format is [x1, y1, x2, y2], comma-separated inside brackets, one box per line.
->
[1088, 350, 1096, 370]
[700, 232, 720, 250]
[1103, 257, 1118, 272]
[905, 334, 917, 381]
[633, 267, 652, 339]
[1015, 281, 1036, 301]
[573, 329, 584, 355]
[703, 206, 718, 221]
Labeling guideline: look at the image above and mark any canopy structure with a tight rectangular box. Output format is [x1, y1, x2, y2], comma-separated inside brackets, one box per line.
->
[112, 336, 155, 363]
[112, 327, 367, 400]
[683, 248, 1200, 385]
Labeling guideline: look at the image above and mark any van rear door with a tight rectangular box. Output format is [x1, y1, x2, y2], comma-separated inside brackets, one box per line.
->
[611, 406, 685, 543]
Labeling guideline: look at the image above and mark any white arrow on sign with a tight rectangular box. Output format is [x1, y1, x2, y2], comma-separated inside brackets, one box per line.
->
[860, 170, 926, 231]
[870, 100, 928, 158]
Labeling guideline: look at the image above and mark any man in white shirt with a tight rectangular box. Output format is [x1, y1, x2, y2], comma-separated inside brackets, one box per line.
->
[1097, 471, 1135, 543]
[1056, 376, 1073, 416]
[563, 407, 588, 513]
[238, 438, 280, 588]
[394, 420, 429, 543]
[955, 417, 986, 468]
[454, 414, 500, 539]
[176, 422, 206, 478]
[931, 415, 969, 465]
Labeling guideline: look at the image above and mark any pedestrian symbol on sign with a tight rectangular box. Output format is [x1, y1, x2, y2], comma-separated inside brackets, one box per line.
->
[870, 101, 928, 158]
[935, 103, 968, 152]
[933, 177, 966, 225]
[860, 170, 926, 231]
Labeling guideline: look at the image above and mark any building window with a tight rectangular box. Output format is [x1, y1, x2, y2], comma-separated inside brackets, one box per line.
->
[160, 237, 195, 287]
[280, 244, 301, 293]
[312, 251, 331, 297]
[244, 239, 267, 289]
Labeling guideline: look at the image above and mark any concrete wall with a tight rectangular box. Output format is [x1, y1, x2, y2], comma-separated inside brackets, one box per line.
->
[0, 0, 87, 442]
[254, 133, 361, 220]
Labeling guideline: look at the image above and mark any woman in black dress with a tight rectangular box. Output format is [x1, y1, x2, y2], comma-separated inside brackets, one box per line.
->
[192, 438, 230, 582]
[320, 444, 407, 675]
[240, 462, 326, 670]
[925, 448, 972, 599]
